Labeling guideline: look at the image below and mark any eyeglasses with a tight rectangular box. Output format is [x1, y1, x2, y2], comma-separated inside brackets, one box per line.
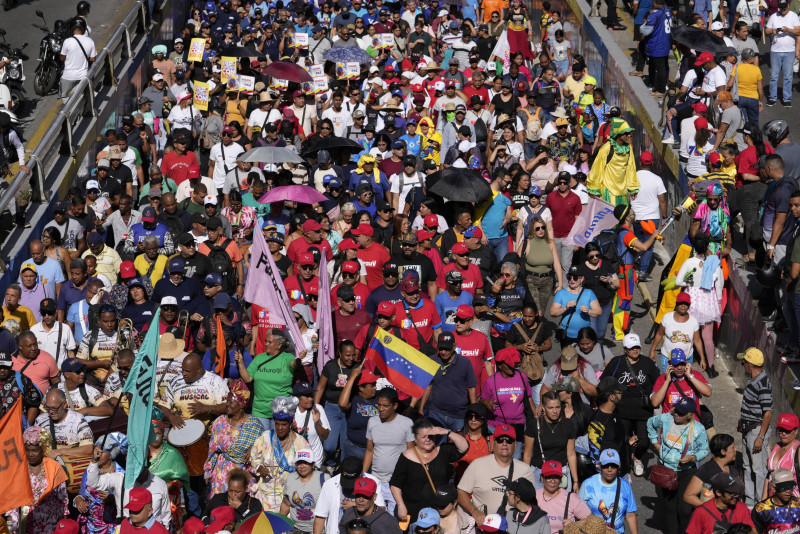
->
[495, 436, 514, 444]
[44, 401, 65, 412]
[320, 126, 332, 130]
[454, 252, 468, 257]
[777, 427, 797, 434]
[567, 274, 580, 281]
[300, 265, 315, 270]
[361, 191, 373, 196]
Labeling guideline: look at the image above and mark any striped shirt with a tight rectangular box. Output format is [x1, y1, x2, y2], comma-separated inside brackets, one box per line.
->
[740, 370, 772, 423]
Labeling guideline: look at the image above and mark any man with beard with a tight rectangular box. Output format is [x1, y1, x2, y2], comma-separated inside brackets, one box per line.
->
[157, 192, 192, 242]
[434, 270, 473, 332]
[393, 273, 442, 354]
[364, 262, 403, 315]
[287, 219, 334, 263]
[391, 233, 438, 297]
[439, 209, 473, 263]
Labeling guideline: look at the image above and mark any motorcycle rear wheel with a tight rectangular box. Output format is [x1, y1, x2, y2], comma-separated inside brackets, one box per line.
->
[33, 68, 54, 96]
[9, 89, 23, 114]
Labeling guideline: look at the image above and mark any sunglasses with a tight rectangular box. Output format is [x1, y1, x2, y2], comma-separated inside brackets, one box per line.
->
[567, 274, 580, 281]
[454, 317, 470, 323]
[495, 436, 514, 444]
[534, 226, 545, 231]
[343, 272, 357, 277]
[467, 412, 484, 420]
[221, 132, 233, 137]
[587, 253, 601, 259]
[377, 314, 392, 321]
[41, 310, 55, 316]
[340, 297, 356, 302]
[300, 265, 315, 270]
[308, 294, 319, 300]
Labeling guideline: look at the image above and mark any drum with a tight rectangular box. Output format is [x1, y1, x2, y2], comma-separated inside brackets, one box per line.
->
[57, 455, 93, 495]
[167, 419, 206, 447]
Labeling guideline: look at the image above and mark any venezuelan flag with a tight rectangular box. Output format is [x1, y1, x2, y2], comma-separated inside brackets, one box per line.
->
[365, 327, 439, 398]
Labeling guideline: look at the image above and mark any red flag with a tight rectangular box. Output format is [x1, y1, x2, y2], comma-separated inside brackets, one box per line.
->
[0, 400, 33, 513]
[215, 314, 227, 376]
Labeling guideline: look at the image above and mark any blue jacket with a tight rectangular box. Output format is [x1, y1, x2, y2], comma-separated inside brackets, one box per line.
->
[647, 413, 709, 471]
[644, 7, 673, 57]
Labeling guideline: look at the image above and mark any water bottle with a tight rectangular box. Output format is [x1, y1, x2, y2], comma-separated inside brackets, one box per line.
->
[701, 483, 714, 502]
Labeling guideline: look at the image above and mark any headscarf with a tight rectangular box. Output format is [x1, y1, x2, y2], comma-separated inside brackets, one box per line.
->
[94, 432, 128, 460]
[228, 379, 251, 407]
[270, 396, 299, 421]
[292, 303, 313, 326]
[706, 183, 725, 239]
[609, 118, 634, 155]
[23, 426, 52, 455]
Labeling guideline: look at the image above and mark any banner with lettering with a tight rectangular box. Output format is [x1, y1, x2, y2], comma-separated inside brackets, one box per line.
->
[187, 38, 205, 62]
[563, 196, 617, 247]
[220, 56, 237, 83]
[193, 81, 209, 111]
[0, 400, 33, 513]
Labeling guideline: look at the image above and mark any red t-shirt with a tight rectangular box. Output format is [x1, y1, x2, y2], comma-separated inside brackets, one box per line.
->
[393, 299, 442, 350]
[651, 373, 709, 420]
[286, 237, 333, 263]
[453, 329, 494, 396]
[251, 303, 287, 355]
[437, 263, 484, 295]
[283, 275, 320, 306]
[160, 151, 200, 185]
[545, 190, 583, 238]
[686, 501, 754, 534]
[356, 242, 391, 290]
[333, 308, 372, 347]
[331, 282, 370, 311]
[735, 143, 774, 188]
[463, 85, 490, 106]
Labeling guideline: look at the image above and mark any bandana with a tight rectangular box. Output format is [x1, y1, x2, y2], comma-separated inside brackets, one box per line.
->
[229, 378, 251, 406]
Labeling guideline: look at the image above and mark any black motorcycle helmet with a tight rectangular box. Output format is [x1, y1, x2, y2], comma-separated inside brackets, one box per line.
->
[763, 119, 790, 147]
[77, 1, 90, 16]
[71, 17, 87, 33]
[756, 261, 781, 288]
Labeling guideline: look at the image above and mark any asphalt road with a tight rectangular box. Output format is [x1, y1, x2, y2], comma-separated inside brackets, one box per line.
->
[0, 0, 138, 137]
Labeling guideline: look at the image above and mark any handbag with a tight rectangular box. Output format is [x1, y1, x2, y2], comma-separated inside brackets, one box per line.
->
[648, 420, 694, 491]
[199, 117, 215, 150]
[555, 288, 585, 342]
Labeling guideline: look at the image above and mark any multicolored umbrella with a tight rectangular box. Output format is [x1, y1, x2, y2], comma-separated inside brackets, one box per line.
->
[258, 185, 328, 205]
[234, 512, 294, 534]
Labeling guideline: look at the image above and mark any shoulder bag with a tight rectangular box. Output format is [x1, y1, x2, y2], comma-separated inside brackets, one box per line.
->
[673, 378, 714, 430]
[412, 446, 437, 494]
[606, 477, 622, 529]
[700, 504, 733, 534]
[648, 419, 694, 491]
[619, 356, 654, 411]
[199, 118, 215, 150]
[555, 288, 584, 343]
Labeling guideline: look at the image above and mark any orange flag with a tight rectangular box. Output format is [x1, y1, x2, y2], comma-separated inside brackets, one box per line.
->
[0, 400, 33, 514]
[215, 314, 227, 377]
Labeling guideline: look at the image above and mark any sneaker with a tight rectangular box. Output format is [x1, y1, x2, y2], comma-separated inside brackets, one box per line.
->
[767, 100, 777, 107]
[785, 101, 793, 108]
[662, 135, 675, 144]
[638, 272, 653, 282]
[629, 70, 644, 77]
[632, 457, 644, 476]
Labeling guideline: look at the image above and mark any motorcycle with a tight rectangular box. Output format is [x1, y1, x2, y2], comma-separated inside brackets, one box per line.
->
[0, 29, 27, 114]
[32, 10, 66, 97]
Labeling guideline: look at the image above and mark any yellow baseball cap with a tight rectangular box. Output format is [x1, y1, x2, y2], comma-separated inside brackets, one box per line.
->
[20, 262, 37, 274]
[737, 347, 764, 366]
[584, 76, 597, 85]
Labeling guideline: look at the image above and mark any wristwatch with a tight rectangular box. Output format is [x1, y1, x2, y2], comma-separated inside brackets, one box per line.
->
[758, 434, 766, 440]
[767, 244, 776, 251]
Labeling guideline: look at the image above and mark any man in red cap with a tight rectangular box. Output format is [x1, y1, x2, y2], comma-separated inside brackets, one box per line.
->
[205, 505, 236, 533]
[438, 242, 483, 295]
[333, 284, 371, 347]
[120, 488, 169, 533]
[692, 52, 726, 107]
[287, 219, 333, 263]
[391, 232, 438, 297]
[453, 304, 494, 396]
[160, 130, 200, 185]
[284, 252, 320, 307]
[338, 476, 402, 534]
[393, 272, 442, 354]
[331, 261, 370, 310]
[457, 424, 535, 527]
[354, 225, 391, 290]
[631, 150, 667, 282]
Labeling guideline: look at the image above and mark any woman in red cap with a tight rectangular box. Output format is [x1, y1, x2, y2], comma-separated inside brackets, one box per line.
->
[762, 412, 800, 500]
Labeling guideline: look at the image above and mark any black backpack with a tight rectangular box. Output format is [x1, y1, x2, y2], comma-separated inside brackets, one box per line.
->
[593, 228, 622, 273]
[206, 238, 237, 293]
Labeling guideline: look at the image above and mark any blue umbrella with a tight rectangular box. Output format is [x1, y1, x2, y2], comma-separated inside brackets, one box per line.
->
[323, 46, 372, 67]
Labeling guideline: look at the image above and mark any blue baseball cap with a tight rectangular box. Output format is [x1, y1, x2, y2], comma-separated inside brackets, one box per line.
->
[213, 292, 232, 310]
[292, 381, 315, 396]
[411, 508, 440, 530]
[128, 277, 146, 289]
[599, 449, 621, 466]
[168, 257, 185, 274]
[328, 176, 343, 188]
[528, 185, 542, 197]
[669, 348, 688, 365]
[224, 23, 235, 32]
[674, 397, 697, 415]
[61, 358, 86, 373]
[204, 273, 223, 286]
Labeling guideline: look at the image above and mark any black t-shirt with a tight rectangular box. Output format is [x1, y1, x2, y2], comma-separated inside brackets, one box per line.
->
[391, 253, 437, 292]
[601, 356, 660, 421]
[95, 175, 125, 202]
[489, 284, 529, 318]
[274, 254, 293, 280]
[181, 252, 214, 283]
[321, 358, 357, 404]
[389, 443, 463, 521]
[506, 320, 552, 348]
[576, 260, 617, 306]
[525, 416, 576, 467]
[439, 229, 460, 260]
[373, 221, 394, 249]
[589, 409, 630, 476]
[108, 164, 133, 187]
[469, 245, 498, 283]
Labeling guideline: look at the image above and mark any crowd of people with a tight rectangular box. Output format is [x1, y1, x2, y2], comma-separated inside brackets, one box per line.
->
[3, 0, 800, 532]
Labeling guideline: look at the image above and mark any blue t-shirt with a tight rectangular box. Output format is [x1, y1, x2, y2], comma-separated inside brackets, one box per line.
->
[364, 285, 403, 315]
[399, 134, 422, 156]
[348, 171, 390, 196]
[202, 348, 254, 380]
[352, 199, 377, 218]
[428, 354, 477, 418]
[434, 291, 474, 332]
[57, 277, 97, 314]
[552, 288, 598, 338]
[20, 257, 65, 300]
[481, 193, 511, 239]
[579, 474, 637, 533]
[121, 301, 156, 332]
[67, 300, 91, 343]
[644, 7, 673, 57]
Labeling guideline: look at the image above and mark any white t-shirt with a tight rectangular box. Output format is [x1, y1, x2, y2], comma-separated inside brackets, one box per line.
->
[550, 40, 571, 62]
[209, 142, 245, 189]
[701, 66, 727, 95]
[30, 321, 77, 367]
[411, 214, 449, 233]
[686, 140, 715, 176]
[294, 404, 330, 466]
[61, 34, 97, 81]
[321, 107, 348, 137]
[659, 311, 700, 360]
[679, 116, 699, 159]
[292, 103, 319, 135]
[767, 11, 800, 52]
[58, 382, 105, 410]
[518, 204, 553, 230]
[248, 108, 282, 138]
[166, 105, 197, 131]
[389, 171, 425, 214]
[631, 170, 667, 220]
[572, 183, 589, 204]
[314, 473, 386, 534]
[737, 0, 766, 25]
[161, 370, 229, 418]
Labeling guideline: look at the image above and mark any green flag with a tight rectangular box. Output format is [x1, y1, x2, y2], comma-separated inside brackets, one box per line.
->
[122, 309, 161, 489]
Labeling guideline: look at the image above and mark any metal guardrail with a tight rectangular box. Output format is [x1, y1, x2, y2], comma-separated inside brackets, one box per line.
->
[0, 0, 151, 220]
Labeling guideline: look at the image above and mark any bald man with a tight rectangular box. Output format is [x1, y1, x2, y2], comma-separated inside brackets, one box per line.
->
[21, 239, 66, 298]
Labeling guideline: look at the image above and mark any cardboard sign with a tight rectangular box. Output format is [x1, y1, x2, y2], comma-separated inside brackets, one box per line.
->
[380, 34, 394, 49]
[220, 56, 237, 83]
[270, 78, 289, 90]
[293, 32, 309, 48]
[193, 81, 209, 111]
[187, 38, 205, 62]
[313, 75, 328, 94]
[309, 64, 324, 77]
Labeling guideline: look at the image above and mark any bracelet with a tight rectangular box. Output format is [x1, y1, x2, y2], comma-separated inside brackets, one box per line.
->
[758, 434, 766, 440]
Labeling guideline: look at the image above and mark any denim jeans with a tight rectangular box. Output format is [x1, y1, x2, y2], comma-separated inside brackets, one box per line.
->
[428, 411, 466, 432]
[488, 236, 510, 263]
[591, 300, 614, 342]
[186, 475, 206, 518]
[770, 50, 794, 102]
[633, 218, 660, 273]
[343, 438, 367, 462]
[738, 95, 760, 125]
[255, 417, 275, 431]
[323, 403, 348, 465]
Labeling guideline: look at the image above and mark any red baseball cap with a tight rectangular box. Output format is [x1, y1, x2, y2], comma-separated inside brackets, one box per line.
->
[376, 301, 395, 316]
[424, 214, 439, 228]
[690, 102, 707, 114]
[302, 219, 322, 232]
[412, 84, 424, 92]
[694, 51, 715, 65]
[338, 238, 359, 251]
[495, 347, 521, 367]
[180, 517, 205, 534]
[120, 261, 136, 279]
[777, 413, 800, 431]
[707, 152, 721, 166]
[676, 292, 691, 305]
[187, 166, 201, 179]
[352, 476, 378, 497]
[452, 242, 468, 255]
[51, 519, 80, 534]
[455, 304, 474, 319]
[541, 460, 563, 478]
[640, 151, 653, 164]
[446, 79, 456, 87]
[342, 260, 360, 273]
[401, 273, 420, 293]
[125, 487, 153, 512]
[351, 224, 374, 237]
[416, 229, 435, 241]
[205, 505, 236, 533]
[493, 424, 516, 440]
[358, 371, 379, 385]
[694, 117, 708, 130]
[298, 252, 315, 266]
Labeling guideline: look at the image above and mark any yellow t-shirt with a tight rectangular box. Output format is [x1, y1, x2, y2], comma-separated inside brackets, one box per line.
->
[735, 63, 762, 100]
[1, 305, 35, 331]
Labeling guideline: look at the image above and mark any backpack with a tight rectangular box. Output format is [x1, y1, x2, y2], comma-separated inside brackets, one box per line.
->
[593, 228, 622, 273]
[206, 238, 237, 294]
[519, 107, 543, 142]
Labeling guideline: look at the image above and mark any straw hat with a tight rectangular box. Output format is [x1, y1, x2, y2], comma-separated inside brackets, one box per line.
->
[424, 62, 444, 72]
[158, 332, 186, 360]
[259, 91, 274, 103]
[563, 515, 618, 534]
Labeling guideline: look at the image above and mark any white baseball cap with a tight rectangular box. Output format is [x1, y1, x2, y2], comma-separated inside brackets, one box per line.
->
[710, 21, 724, 30]
[623, 333, 641, 349]
[152, 73, 164, 82]
[434, 81, 445, 91]
[85, 180, 100, 190]
[293, 449, 314, 465]
[160, 296, 178, 307]
[204, 195, 218, 206]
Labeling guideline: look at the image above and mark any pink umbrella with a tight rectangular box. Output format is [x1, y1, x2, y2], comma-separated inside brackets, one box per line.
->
[262, 61, 313, 83]
[259, 185, 328, 205]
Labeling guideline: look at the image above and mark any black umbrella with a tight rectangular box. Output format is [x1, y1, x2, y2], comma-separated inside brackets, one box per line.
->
[218, 46, 261, 58]
[426, 168, 492, 203]
[671, 26, 729, 54]
[302, 135, 363, 156]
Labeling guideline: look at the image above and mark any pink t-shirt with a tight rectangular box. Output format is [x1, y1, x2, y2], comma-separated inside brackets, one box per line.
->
[480, 370, 533, 427]
[535, 489, 593, 532]
[13, 351, 58, 394]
